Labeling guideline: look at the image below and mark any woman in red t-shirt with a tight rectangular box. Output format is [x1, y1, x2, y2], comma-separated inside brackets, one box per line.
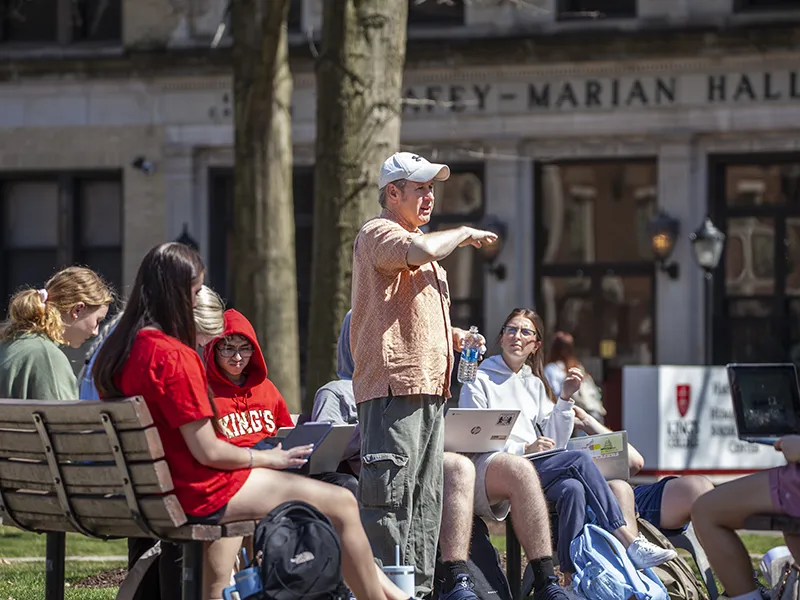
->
[92, 243, 408, 600]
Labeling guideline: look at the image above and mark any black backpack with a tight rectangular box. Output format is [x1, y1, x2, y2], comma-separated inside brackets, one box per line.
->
[252, 501, 348, 600]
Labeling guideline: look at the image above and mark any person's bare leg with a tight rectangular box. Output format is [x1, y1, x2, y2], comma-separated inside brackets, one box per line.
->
[692, 470, 775, 597]
[607, 479, 637, 530]
[483, 453, 552, 559]
[205, 536, 243, 599]
[222, 468, 406, 600]
[439, 452, 476, 562]
[659, 476, 714, 530]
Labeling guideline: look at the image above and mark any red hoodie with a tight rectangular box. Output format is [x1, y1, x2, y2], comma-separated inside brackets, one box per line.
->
[204, 309, 293, 447]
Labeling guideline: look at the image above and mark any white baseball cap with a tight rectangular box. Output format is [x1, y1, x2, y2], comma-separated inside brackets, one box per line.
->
[378, 152, 450, 190]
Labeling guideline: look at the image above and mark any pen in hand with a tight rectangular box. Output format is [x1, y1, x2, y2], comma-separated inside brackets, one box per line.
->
[535, 422, 544, 438]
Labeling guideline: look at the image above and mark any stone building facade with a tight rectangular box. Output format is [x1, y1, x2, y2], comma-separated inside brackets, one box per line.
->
[3, 0, 800, 396]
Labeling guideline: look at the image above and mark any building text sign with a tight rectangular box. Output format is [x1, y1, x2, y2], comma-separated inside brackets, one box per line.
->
[402, 69, 800, 115]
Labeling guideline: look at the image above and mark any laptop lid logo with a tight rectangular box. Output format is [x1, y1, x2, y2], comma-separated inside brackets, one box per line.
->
[471, 426, 482, 435]
[676, 384, 691, 417]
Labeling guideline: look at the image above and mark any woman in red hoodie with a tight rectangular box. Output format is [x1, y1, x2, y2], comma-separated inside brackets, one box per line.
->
[205, 309, 294, 444]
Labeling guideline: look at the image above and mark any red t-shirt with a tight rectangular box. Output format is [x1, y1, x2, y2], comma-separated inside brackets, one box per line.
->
[115, 329, 250, 517]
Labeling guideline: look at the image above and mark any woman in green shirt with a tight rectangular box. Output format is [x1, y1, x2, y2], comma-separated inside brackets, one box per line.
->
[0, 266, 114, 400]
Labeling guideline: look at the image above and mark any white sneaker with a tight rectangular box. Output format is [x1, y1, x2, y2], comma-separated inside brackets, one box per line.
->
[626, 535, 677, 569]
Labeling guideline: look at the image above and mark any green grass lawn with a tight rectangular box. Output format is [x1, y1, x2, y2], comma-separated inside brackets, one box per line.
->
[0, 560, 125, 600]
[0, 526, 787, 599]
[0, 526, 127, 558]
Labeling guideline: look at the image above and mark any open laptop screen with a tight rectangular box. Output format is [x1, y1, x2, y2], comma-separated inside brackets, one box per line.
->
[727, 363, 800, 437]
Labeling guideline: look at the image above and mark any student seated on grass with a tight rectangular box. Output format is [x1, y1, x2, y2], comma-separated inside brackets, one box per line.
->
[569, 404, 714, 538]
[692, 434, 800, 600]
[93, 242, 413, 600]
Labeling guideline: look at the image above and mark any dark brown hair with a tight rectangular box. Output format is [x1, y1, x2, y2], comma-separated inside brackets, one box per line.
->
[496, 307, 557, 404]
[93, 243, 204, 398]
[546, 331, 582, 371]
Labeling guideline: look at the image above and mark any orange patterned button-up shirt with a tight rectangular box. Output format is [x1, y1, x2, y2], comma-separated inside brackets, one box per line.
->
[350, 209, 453, 405]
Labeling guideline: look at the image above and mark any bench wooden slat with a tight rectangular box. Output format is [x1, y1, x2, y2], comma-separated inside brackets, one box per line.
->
[4, 491, 186, 526]
[4, 519, 250, 542]
[0, 397, 152, 431]
[0, 459, 173, 495]
[0, 427, 164, 462]
[744, 514, 800, 534]
[221, 521, 256, 537]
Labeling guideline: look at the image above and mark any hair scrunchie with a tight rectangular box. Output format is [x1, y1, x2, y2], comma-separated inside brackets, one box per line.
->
[37, 289, 48, 304]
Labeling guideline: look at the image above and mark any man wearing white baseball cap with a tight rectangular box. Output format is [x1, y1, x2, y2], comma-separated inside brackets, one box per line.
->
[350, 151, 498, 599]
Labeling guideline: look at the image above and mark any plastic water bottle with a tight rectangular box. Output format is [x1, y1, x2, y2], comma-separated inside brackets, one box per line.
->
[457, 325, 481, 384]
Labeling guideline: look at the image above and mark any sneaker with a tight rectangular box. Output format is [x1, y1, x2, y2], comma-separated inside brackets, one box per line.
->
[439, 574, 479, 600]
[533, 576, 570, 600]
[626, 535, 678, 569]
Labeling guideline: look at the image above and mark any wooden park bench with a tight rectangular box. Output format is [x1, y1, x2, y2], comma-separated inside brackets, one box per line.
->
[0, 397, 256, 600]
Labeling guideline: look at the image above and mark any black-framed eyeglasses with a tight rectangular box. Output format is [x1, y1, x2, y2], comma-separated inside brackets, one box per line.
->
[502, 326, 539, 339]
[216, 345, 254, 358]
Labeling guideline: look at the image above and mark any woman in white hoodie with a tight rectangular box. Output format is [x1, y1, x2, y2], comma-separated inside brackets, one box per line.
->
[459, 308, 676, 576]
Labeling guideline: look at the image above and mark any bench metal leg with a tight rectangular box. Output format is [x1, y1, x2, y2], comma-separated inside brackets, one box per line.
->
[182, 541, 204, 600]
[668, 524, 718, 600]
[45, 532, 66, 600]
[506, 518, 522, 600]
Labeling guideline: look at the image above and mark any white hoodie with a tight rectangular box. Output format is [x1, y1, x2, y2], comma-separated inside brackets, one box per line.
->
[458, 354, 575, 455]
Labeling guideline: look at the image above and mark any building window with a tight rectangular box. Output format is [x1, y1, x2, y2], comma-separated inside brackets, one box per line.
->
[711, 155, 800, 365]
[0, 173, 123, 313]
[536, 160, 657, 391]
[208, 167, 314, 377]
[0, 0, 121, 44]
[287, 0, 302, 32]
[734, 0, 800, 11]
[408, 0, 465, 26]
[425, 165, 485, 333]
[557, 0, 637, 20]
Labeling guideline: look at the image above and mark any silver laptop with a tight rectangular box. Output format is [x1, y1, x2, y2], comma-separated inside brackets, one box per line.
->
[444, 408, 521, 453]
[727, 363, 800, 445]
[276, 424, 357, 474]
[567, 431, 630, 481]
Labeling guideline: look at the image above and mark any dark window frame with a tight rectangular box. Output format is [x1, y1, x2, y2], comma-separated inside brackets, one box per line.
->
[425, 162, 486, 335]
[533, 157, 658, 364]
[0, 0, 122, 45]
[556, 0, 637, 20]
[407, 0, 465, 27]
[734, 0, 800, 12]
[0, 170, 124, 311]
[709, 152, 800, 365]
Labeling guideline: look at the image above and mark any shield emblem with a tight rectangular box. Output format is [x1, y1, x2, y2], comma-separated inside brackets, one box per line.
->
[676, 384, 691, 417]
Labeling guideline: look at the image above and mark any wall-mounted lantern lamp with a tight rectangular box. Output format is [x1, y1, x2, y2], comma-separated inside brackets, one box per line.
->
[649, 211, 681, 280]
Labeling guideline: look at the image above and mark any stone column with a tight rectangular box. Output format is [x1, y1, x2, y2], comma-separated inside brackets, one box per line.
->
[656, 140, 705, 365]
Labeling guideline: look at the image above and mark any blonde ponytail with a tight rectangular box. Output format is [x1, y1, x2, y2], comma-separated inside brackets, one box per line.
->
[0, 266, 113, 344]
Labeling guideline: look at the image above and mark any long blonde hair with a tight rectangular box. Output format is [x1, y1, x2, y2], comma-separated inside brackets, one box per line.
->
[1, 267, 114, 344]
[194, 285, 225, 340]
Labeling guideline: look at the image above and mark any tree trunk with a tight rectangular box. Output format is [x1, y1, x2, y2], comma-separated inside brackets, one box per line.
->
[231, 0, 300, 412]
[304, 1, 409, 412]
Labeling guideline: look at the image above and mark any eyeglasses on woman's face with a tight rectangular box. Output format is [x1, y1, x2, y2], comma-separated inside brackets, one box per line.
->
[216, 344, 254, 358]
[502, 325, 539, 340]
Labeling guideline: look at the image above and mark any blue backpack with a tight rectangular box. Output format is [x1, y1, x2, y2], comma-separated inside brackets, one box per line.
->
[570, 524, 668, 600]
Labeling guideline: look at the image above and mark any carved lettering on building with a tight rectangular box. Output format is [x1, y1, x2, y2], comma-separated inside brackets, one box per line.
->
[401, 70, 800, 116]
